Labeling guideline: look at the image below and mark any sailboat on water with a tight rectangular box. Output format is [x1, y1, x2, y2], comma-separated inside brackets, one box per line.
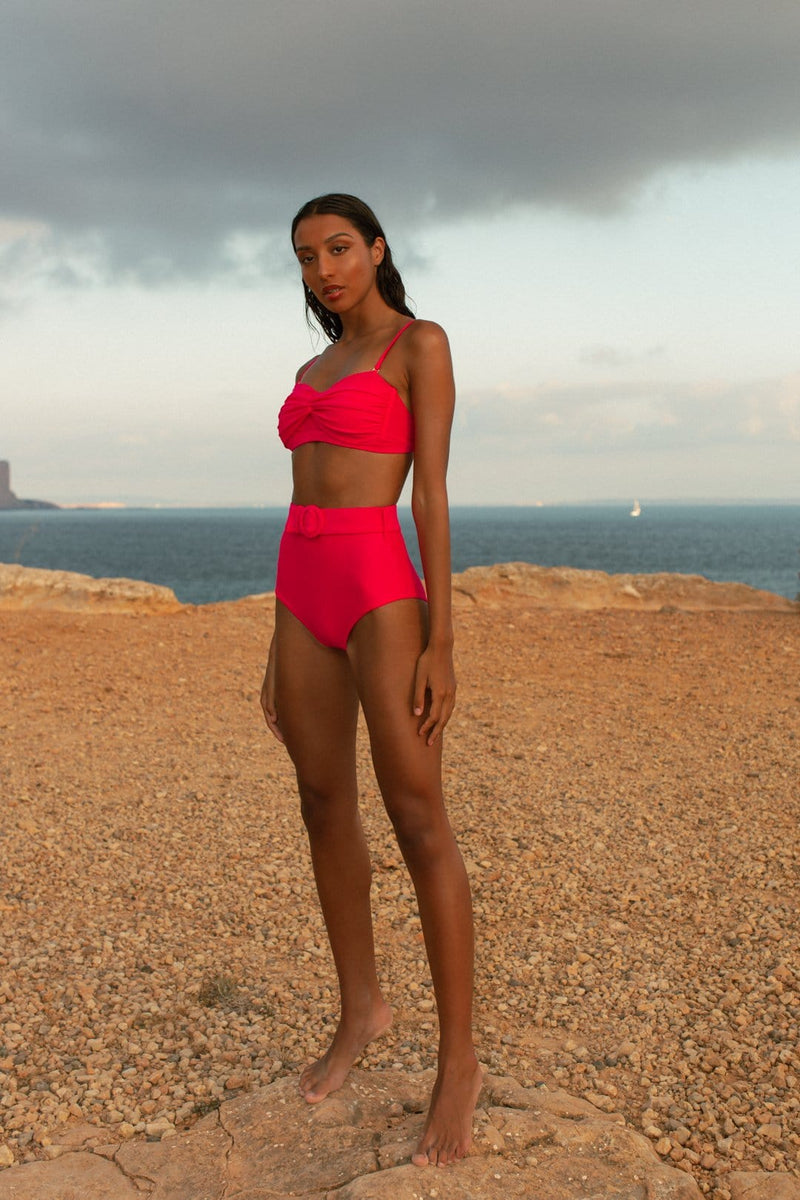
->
[630, 499, 642, 518]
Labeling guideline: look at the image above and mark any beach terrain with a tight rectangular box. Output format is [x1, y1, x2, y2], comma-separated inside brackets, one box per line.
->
[1, 563, 798, 1196]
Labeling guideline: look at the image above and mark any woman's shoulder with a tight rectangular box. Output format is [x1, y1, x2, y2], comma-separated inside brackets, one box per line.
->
[295, 355, 320, 383]
[404, 319, 451, 362]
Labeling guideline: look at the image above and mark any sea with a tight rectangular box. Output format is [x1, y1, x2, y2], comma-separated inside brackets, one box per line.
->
[0, 504, 797, 606]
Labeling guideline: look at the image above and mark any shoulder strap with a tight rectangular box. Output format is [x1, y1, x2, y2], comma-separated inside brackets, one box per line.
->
[374, 320, 415, 370]
[297, 356, 320, 382]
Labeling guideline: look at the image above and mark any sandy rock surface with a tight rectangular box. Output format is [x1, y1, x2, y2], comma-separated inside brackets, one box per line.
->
[1, 574, 798, 1199]
[0, 1069, 713, 1199]
[451, 562, 797, 612]
[0, 563, 182, 613]
[2, 560, 797, 616]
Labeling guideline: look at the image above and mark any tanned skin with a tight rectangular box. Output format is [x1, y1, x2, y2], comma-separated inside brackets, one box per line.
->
[261, 213, 481, 1167]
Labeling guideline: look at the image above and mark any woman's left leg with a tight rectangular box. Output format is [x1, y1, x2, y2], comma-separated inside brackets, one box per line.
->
[347, 599, 482, 1168]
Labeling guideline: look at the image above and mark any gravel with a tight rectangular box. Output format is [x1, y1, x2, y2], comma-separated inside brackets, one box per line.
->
[1, 599, 798, 1195]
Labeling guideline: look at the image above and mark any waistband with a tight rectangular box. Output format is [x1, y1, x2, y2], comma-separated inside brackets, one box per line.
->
[284, 503, 401, 539]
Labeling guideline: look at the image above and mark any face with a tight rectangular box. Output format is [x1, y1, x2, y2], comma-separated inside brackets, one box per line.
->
[293, 214, 385, 314]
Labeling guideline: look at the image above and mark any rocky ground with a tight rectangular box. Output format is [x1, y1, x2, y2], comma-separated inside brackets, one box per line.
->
[1, 566, 798, 1198]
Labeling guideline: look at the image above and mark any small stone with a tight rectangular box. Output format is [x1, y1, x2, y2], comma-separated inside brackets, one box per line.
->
[0, 1145, 15, 1168]
[582, 1090, 618, 1113]
[41, 1144, 68, 1160]
[145, 1118, 175, 1140]
[482, 1124, 505, 1151]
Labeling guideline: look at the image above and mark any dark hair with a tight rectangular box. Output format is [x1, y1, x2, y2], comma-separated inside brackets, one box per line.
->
[291, 193, 414, 342]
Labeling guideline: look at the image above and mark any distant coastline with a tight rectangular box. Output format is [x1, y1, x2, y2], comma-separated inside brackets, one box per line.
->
[0, 460, 59, 511]
[0, 498, 60, 512]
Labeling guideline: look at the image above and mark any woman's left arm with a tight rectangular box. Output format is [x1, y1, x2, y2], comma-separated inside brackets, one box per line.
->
[407, 321, 457, 745]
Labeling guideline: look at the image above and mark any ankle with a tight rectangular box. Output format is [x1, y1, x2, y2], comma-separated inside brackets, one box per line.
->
[436, 1046, 480, 1075]
[339, 993, 391, 1025]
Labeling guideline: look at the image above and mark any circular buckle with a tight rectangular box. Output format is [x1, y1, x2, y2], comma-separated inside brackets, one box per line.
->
[299, 505, 323, 538]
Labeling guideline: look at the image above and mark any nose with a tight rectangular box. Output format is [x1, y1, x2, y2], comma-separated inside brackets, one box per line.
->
[317, 252, 335, 279]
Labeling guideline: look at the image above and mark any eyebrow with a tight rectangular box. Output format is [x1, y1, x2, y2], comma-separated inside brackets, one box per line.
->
[294, 231, 355, 252]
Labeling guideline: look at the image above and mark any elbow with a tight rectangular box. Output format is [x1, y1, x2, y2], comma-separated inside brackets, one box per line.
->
[411, 480, 448, 522]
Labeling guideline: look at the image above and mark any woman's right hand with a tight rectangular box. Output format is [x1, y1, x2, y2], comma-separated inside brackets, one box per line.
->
[260, 636, 284, 743]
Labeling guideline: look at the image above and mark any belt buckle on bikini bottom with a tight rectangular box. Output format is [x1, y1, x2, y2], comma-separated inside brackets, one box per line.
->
[299, 504, 323, 538]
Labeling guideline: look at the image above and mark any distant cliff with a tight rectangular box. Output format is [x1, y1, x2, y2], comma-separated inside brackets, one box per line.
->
[0, 460, 59, 510]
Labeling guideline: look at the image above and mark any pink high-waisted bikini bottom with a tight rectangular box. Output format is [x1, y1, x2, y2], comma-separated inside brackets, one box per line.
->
[275, 503, 427, 650]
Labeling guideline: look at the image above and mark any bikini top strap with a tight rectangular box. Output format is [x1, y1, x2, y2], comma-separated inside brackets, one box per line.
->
[297, 356, 320, 382]
[374, 320, 415, 370]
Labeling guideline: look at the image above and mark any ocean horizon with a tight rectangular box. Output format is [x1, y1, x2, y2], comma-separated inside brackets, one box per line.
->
[1, 503, 798, 606]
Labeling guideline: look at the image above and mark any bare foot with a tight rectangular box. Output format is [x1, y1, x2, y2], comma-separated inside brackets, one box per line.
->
[299, 1001, 393, 1103]
[412, 1054, 483, 1167]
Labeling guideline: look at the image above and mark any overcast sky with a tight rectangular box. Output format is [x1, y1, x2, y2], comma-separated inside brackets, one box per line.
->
[2, 0, 799, 505]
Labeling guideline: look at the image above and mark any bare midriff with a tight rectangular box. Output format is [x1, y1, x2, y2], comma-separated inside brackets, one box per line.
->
[290, 443, 413, 509]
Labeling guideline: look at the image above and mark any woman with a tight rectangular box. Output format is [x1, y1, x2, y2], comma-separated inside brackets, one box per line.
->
[261, 194, 481, 1168]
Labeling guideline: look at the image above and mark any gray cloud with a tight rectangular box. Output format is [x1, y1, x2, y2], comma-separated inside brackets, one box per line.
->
[456, 373, 800, 451]
[4, 0, 800, 281]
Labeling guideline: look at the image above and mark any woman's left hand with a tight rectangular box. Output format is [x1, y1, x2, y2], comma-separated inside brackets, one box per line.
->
[413, 642, 456, 745]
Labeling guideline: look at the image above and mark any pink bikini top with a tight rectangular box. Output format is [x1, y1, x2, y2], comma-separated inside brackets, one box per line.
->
[278, 321, 415, 454]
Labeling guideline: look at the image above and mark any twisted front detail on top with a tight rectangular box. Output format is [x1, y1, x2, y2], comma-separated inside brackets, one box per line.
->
[278, 321, 415, 453]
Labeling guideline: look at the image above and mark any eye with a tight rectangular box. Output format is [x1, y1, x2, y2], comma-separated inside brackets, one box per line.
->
[331, 244, 347, 255]
[298, 253, 314, 266]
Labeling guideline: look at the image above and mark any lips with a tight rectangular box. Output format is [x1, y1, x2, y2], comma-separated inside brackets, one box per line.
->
[322, 286, 343, 301]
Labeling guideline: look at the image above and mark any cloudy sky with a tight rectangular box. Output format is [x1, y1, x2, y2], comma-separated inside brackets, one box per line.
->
[2, 0, 799, 506]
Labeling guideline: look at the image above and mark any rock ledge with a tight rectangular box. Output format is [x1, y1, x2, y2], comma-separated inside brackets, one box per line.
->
[0, 563, 182, 613]
[0, 1068, 718, 1199]
[451, 562, 797, 612]
[3, 1070, 796, 1198]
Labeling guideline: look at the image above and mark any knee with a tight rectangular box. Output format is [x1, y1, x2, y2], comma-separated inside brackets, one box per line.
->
[387, 796, 450, 867]
[297, 778, 341, 835]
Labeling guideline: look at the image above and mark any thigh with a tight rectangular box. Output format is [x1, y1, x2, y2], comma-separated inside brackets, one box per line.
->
[347, 600, 445, 803]
[274, 600, 360, 789]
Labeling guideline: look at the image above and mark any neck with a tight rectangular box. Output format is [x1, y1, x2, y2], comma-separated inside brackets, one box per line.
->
[337, 294, 399, 343]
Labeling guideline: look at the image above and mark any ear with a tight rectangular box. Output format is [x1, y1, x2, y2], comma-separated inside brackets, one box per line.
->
[372, 237, 385, 267]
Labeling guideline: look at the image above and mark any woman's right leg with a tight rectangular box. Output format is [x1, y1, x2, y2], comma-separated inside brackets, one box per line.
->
[273, 601, 392, 1102]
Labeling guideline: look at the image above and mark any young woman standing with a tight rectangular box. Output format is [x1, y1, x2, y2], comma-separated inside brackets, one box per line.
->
[261, 194, 481, 1168]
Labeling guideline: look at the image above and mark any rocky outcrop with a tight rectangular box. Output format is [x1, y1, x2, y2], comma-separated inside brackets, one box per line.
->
[451, 562, 798, 612]
[0, 461, 58, 510]
[0, 564, 183, 613]
[2, 560, 796, 616]
[0, 1068, 737, 1199]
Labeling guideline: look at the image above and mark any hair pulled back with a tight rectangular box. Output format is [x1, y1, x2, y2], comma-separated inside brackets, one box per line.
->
[291, 194, 414, 342]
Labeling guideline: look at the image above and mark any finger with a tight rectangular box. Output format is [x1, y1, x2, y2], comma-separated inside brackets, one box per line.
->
[266, 711, 285, 744]
[424, 690, 455, 744]
[412, 665, 428, 718]
[419, 692, 444, 742]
